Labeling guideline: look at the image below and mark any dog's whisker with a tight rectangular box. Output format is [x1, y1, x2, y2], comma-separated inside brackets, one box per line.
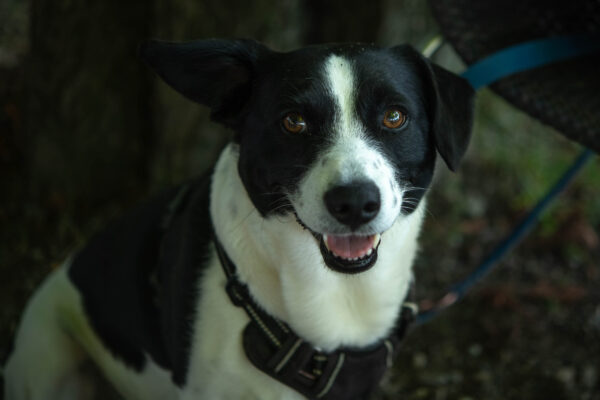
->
[402, 186, 429, 193]
[224, 204, 261, 237]
[269, 203, 293, 215]
[402, 197, 435, 218]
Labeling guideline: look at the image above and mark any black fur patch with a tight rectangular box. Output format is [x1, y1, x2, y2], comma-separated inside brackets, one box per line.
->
[68, 174, 213, 386]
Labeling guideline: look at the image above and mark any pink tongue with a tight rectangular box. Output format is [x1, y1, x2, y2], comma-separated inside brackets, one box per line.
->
[326, 235, 375, 259]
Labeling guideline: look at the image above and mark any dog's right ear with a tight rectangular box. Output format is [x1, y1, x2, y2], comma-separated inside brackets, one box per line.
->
[139, 39, 269, 126]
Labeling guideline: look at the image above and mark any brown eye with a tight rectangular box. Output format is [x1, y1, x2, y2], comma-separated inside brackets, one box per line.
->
[282, 113, 307, 134]
[382, 108, 407, 129]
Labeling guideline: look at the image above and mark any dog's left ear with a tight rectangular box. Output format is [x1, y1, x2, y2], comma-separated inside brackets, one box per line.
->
[139, 38, 269, 126]
[393, 45, 475, 171]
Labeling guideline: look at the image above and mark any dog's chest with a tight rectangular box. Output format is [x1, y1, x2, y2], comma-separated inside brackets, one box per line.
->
[182, 254, 307, 400]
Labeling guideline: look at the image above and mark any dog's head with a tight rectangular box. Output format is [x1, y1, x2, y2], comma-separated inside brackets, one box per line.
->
[140, 39, 474, 274]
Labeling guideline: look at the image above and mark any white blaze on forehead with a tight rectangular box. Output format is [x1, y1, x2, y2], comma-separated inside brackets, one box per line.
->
[288, 55, 404, 236]
[324, 55, 362, 138]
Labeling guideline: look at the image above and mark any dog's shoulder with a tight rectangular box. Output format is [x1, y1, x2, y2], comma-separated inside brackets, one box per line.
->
[68, 172, 214, 385]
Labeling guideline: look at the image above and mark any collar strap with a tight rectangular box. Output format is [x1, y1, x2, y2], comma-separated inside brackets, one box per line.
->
[214, 237, 293, 346]
[213, 236, 417, 400]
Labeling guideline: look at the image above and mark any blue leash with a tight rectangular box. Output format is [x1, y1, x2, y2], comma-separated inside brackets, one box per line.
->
[462, 33, 600, 90]
[416, 34, 599, 325]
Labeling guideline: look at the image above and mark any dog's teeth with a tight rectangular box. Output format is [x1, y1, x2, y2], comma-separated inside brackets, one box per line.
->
[374, 234, 381, 247]
[323, 234, 330, 251]
[366, 248, 373, 256]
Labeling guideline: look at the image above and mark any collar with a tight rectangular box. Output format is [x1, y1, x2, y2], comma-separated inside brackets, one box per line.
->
[213, 235, 417, 400]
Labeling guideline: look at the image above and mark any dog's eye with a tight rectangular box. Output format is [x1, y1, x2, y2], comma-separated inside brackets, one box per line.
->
[382, 108, 407, 129]
[282, 113, 307, 134]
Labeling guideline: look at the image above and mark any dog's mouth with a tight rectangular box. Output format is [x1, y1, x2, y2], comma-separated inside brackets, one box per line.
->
[294, 212, 381, 274]
[318, 233, 381, 274]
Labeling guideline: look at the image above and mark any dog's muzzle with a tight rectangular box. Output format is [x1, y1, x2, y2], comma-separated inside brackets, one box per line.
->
[295, 180, 385, 274]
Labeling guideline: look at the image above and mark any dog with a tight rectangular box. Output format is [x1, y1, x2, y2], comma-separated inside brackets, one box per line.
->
[4, 39, 474, 400]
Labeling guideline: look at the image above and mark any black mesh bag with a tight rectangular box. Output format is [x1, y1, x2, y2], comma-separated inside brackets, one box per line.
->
[429, 0, 600, 152]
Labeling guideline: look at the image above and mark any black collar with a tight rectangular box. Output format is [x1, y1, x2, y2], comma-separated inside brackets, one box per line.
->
[213, 236, 417, 400]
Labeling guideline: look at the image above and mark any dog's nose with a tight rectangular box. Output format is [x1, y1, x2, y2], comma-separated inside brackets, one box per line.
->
[324, 181, 380, 230]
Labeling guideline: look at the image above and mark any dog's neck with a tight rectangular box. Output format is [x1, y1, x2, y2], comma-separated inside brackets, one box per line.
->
[210, 144, 424, 351]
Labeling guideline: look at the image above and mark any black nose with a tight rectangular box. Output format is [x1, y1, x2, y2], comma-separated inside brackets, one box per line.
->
[324, 181, 381, 230]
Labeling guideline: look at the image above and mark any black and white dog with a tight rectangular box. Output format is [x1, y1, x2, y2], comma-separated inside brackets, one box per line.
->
[4, 39, 474, 400]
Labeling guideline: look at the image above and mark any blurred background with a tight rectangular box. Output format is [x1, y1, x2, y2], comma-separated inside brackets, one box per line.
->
[1, 0, 599, 399]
